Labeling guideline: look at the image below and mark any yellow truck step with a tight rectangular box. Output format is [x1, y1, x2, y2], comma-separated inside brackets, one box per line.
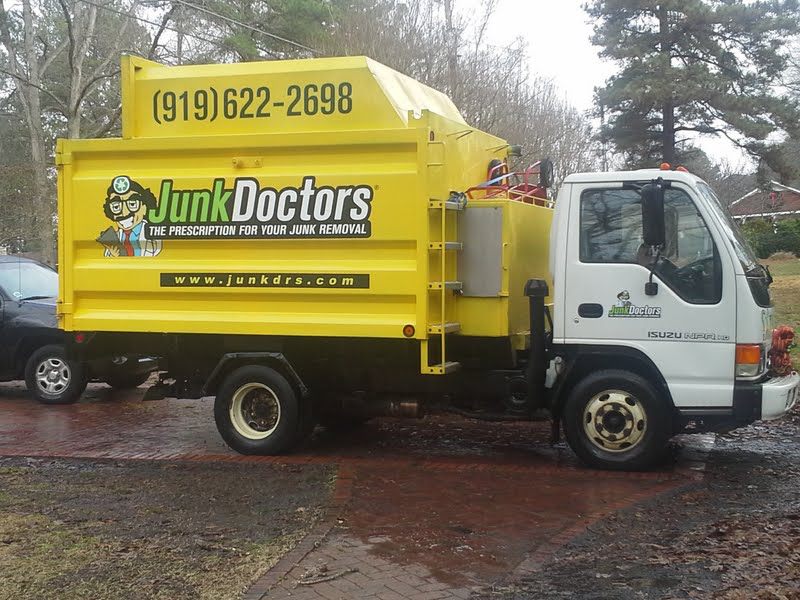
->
[428, 241, 463, 251]
[428, 281, 463, 291]
[427, 322, 461, 334]
[422, 361, 461, 375]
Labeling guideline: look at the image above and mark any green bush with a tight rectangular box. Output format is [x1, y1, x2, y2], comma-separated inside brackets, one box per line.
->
[740, 219, 800, 259]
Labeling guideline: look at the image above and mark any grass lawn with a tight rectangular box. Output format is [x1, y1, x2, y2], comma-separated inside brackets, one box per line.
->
[0, 459, 332, 600]
[764, 257, 800, 368]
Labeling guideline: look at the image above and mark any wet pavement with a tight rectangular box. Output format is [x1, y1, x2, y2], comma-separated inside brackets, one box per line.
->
[481, 409, 800, 600]
[0, 382, 708, 599]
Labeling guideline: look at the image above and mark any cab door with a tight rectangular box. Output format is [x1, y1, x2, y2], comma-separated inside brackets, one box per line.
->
[562, 181, 736, 410]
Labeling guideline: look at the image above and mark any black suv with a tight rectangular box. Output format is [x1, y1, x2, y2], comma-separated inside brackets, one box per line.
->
[0, 256, 153, 404]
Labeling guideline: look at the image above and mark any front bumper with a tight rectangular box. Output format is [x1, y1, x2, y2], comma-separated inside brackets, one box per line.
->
[679, 372, 799, 431]
[760, 371, 800, 420]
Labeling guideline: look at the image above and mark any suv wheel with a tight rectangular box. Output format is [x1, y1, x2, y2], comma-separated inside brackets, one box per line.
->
[25, 344, 88, 405]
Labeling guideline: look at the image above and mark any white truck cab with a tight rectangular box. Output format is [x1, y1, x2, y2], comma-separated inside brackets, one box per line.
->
[548, 168, 798, 469]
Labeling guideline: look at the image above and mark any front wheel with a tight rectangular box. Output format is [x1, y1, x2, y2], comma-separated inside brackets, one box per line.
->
[214, 365, 301, 455]
[562, 369, 671, 471]
[25, 344, 88, 405]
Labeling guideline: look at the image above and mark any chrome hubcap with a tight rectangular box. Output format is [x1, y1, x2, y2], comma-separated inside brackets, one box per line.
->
[35, 358, 71, 395]
[583, 390, 647, 452]
[229, 383, 281, 440]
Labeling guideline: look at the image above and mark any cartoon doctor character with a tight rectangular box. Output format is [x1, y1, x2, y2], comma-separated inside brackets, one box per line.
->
[97, 175, 162, 257]
[615, 290, 632, 308]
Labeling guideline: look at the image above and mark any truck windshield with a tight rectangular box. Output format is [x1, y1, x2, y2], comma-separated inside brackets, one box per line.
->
[696, 182, 759, 273]
[0, 261, 58, 300]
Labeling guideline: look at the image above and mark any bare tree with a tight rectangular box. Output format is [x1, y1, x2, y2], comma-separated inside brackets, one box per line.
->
[325, 0, 599, 187]
[0, 0, 57, 262]
[0, 0, 175, 261]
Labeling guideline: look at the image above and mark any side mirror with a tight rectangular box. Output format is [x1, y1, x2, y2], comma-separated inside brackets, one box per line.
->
[641, 182, 666, 247]
[508, 144, 523, 158]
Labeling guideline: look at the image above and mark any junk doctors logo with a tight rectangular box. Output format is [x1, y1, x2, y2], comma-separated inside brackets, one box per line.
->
[98, 175, 374, 255]
[608, 290, 662, 319]
[148, 176, 372, 240]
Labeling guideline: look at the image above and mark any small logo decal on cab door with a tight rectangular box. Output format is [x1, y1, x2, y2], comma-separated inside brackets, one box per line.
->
[608, 290, 662, 318]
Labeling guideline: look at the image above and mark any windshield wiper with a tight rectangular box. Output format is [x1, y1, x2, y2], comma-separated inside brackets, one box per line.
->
[19, 295, 52, 301]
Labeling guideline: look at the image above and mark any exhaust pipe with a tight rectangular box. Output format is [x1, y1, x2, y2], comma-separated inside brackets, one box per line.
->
[370, 399, 422, 418]
[524, 279, 549, 412]
[340, 396, 423, 419]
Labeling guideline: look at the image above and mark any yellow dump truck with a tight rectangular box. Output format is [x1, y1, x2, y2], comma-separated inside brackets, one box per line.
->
[58, 56, 797, 470]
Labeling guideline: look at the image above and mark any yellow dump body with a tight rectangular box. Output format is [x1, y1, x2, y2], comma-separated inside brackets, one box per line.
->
[57, 56, 552, 372]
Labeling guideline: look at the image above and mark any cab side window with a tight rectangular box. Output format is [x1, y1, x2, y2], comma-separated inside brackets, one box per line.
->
[580, 189, 642, 263]
[580, 187, 721, 304]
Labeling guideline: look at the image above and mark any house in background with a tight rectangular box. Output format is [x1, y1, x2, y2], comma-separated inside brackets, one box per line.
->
[730, 181, 800, 223]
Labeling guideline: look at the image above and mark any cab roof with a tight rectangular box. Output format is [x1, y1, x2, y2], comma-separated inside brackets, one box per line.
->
[563, 169, 706, 186]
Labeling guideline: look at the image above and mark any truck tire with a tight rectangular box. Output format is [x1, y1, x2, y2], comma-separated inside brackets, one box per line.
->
[214, 365, 301, 455]
[562, 369, 671, 471]
[25, 344, 88, 405]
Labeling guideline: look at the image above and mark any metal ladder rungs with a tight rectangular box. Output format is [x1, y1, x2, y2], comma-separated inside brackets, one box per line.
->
[428, 281, 463, 291]
[428, 241, 463, 251]
[427, 322, 461, 334]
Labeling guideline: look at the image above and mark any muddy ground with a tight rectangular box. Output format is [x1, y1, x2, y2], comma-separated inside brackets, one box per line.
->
[481, 407, 800, 600]
[0, 459, 333, 600]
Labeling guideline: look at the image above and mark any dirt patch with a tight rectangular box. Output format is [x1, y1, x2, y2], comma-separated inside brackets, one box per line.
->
[479, 408, 800, 600]
[0, 458, 333, 600]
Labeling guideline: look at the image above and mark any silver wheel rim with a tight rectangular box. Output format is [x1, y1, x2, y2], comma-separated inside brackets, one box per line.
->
[229, 383, 281, 440]
[35, 357, 71, 396]
[583, 389, 647, 453]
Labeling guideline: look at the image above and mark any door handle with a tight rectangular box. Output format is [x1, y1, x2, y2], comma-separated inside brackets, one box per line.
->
[578, 303, 604, 318]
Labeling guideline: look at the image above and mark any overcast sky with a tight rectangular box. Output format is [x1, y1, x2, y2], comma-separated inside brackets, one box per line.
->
[475, 0, 752, 167]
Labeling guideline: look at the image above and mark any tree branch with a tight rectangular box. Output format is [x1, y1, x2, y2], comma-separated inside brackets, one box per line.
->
[85, 1, 128, 82]
[76, 69, 120, 108]
[76, 4, 99, 75]
[149, 5, 176, 59]
[86, 106, 121, 138]
[0, 66, 66, 110]
[0, 1, 20, 75]
[40, 38, 69, 76]
[56, 0, 76, 73]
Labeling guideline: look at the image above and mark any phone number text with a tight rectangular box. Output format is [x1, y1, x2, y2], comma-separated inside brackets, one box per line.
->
[151, 82, 353, 124]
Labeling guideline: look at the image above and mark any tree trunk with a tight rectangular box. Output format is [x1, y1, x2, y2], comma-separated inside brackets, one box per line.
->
[662, 99, 675, 165]
[177, 4, 184, 65]
[443, 0, 458, 103]
[64, 2, 98, 139]
[1, 0, 52, 261]
[21, 0, 56, 264]
[658, 4, 675, 166]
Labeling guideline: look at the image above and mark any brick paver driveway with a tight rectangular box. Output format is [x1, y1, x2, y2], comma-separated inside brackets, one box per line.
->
[0, 382, 705, 599]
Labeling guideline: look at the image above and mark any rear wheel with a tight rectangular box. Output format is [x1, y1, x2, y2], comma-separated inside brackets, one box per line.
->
[214, 365, 301, 455]
[25, 344, 88, 405]
[562, 369, 671, 471]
